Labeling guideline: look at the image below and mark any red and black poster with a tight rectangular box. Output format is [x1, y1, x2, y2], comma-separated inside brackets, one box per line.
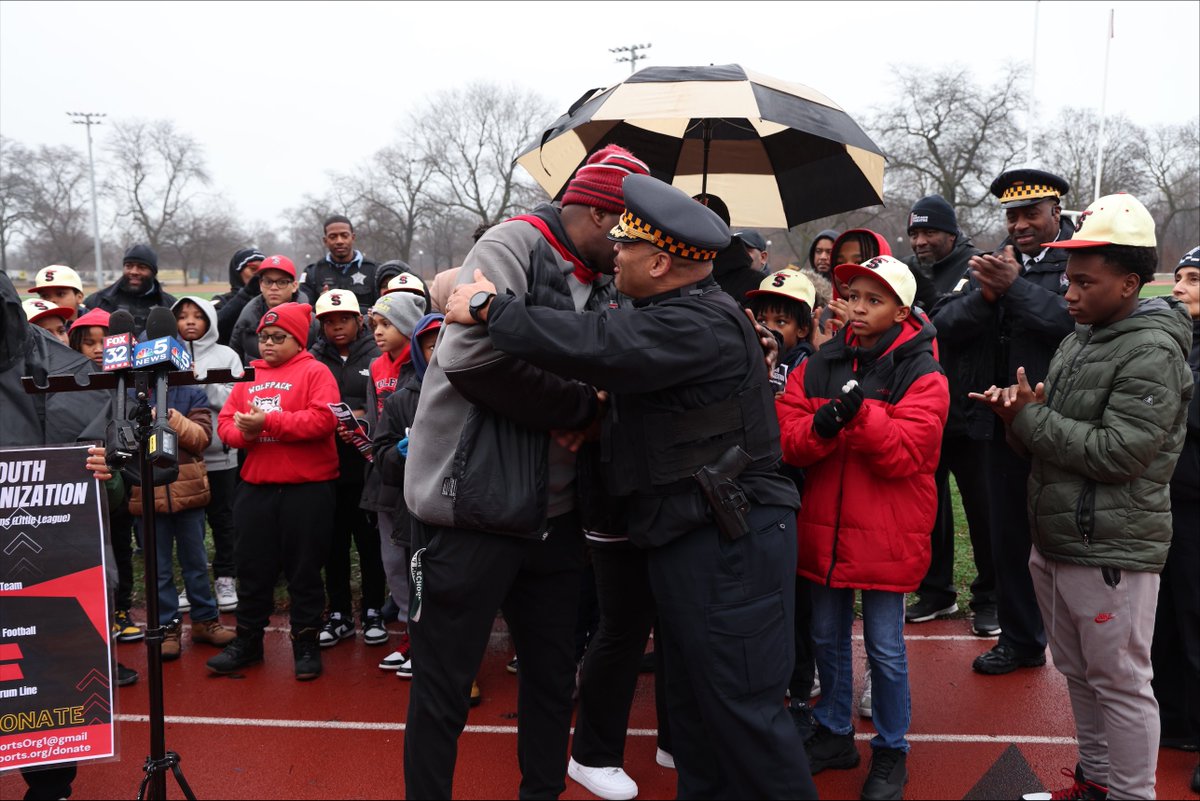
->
[0, 443, 114, 771]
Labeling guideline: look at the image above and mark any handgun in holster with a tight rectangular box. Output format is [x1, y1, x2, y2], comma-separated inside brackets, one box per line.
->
[693, 445, 753, 541]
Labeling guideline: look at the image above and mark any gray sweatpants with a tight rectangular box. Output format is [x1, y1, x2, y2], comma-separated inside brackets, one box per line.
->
[1029, 547, 1161, 800]
[378, 511, 410, 623]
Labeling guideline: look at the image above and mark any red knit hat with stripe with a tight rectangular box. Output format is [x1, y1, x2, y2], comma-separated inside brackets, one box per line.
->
[257, 302, 312, 347]
[561, 145, 650, 213]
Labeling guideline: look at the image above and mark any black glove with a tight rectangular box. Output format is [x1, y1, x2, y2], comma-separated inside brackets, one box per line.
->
[812, 382, 865, 439]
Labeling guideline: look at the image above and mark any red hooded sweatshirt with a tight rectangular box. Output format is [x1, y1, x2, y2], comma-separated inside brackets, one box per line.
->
[776, 314, 948, 592]
[218, 349, 340, 484]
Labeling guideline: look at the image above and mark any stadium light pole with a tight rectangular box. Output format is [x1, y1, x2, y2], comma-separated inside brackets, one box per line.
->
[67, 112, 106, 288]
[610, 43, 652, 74]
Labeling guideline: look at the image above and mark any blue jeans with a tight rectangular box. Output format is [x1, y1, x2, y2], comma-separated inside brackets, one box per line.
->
[146, 507, 217, 625]
[810, 585, 911, 752]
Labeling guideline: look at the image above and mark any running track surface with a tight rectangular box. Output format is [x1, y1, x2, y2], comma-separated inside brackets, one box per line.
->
[3, 615, 1196, 800]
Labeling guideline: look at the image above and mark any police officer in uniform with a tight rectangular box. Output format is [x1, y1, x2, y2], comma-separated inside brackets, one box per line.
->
[930, 168, 1075, 675]
[445, 174, 817, 799]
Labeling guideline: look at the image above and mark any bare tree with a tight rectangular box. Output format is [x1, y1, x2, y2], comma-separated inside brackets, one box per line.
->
[105, 119, 210, 255]
[0, 136, 35, 274]
[20, 144, 94, 270]
[1036, 108, 1148, 209]
[1136, 119, 1200, 266]
[169, 201, 248, 285]
[353, 138, 438, 263]
[869, 64, 1028, 237]
[411, 82, 556, 228]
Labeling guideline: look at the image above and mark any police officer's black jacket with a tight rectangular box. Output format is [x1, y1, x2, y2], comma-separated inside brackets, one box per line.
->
[929, 217, 1074, 440]
[301, 252, 379, 313]
[485, 276, 800, 548]
[905, 235, 983, 438]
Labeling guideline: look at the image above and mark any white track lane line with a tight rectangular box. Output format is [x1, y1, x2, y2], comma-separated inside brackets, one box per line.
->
[114, 714, 1075, 744]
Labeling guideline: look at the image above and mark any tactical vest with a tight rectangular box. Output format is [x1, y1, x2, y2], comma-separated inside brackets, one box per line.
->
[600, 286, 782, 497]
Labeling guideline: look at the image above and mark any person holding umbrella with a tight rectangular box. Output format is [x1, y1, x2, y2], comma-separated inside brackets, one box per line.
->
[443, 174, 817, 799]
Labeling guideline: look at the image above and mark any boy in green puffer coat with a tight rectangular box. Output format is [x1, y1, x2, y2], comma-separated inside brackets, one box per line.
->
[972, 194, 1193, 801]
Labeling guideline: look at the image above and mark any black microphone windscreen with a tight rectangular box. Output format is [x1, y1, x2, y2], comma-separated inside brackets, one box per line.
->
[144, 306, 177, 340]
[108, 309, 136, 337]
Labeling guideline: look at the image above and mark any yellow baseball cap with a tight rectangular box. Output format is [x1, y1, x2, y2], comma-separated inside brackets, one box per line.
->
[29, 265, 83, 293]
[746, 270, 816, 308]
[1044, 193, 1157, 249]
[313, 289, 360, 318]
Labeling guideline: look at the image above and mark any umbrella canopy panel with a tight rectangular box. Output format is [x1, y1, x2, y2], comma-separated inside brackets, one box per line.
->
[517, 64, 886, 229]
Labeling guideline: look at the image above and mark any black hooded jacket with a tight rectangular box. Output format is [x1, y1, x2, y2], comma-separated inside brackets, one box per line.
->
[712, 242, 766, 307]
[930, 217, 1075, 440]
[310, 325, 381, 486]
[2, 271, 110, 447]
[807, 229, 839, 273]
[84, 279, 177, 335]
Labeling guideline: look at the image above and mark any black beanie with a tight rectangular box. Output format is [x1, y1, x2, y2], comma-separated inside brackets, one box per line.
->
[907, 195, 958, 236]
[123, 243, 159, 274]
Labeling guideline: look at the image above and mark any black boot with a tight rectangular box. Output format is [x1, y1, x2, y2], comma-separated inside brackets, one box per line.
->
[206, 629, 264, 675]
[292, 627, 322, 681]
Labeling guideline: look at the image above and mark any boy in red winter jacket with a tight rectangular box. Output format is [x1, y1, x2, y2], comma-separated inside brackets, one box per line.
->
[208, 302, 341, 681]
[776, 256, 949, 801]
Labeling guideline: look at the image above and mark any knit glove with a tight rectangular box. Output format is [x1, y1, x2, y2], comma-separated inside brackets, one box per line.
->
[812, 381, 865, 439]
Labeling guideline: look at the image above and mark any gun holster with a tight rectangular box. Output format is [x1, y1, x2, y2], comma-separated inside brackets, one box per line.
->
[693, 445, 753, 541]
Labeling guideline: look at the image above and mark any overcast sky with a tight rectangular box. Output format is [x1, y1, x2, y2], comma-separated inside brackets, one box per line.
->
[2, 0, 1197, 228]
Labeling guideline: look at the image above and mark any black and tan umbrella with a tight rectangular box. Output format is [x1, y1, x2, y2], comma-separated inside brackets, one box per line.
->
[517, 64, 885, 229]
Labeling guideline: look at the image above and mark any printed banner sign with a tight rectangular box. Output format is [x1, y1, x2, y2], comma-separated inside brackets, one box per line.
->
[0, 443, 114, 771]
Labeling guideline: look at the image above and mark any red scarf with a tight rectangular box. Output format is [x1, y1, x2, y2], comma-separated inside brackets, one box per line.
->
[508, 214, 597, 284]
[370, 345, 411, 414]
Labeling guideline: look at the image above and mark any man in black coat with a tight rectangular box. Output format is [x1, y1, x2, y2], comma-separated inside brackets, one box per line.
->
[902, 196, 997, 635]
[300, 215, 379, 312]
[930, 169, 1075, 675]
[83, 244, 177, 333]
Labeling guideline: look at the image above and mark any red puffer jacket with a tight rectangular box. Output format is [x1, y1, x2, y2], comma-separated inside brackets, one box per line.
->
[776, 314, 948, 592]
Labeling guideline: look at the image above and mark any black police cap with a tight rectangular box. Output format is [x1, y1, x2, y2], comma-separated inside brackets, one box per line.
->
[608, 174, 732, 261]
[989, 168, 1071, 209]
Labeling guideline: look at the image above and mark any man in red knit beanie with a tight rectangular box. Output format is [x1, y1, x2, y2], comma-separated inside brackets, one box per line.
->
[401, 144, 653, 799]
[209, 301, 341, 681]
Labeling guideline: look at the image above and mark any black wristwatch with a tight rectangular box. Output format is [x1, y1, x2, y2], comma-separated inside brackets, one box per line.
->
[468, 291, 495, 323]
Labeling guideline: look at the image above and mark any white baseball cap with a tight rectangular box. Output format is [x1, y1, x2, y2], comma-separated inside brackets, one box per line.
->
[29, 265, 83, 293]
[384, 271, 427, 296]
[314, 289, 361, 318]
[834, 256, 917, 307]
[745, 270, 817, 308]
[1045, 193, 1157, 249]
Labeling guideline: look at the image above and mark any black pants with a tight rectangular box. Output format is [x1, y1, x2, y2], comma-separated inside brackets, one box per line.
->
[790, 577, 816, 699]
[206, 466, 238, 579]
[404, 513, 584, 800]
[984, 437, 1046, 655]
[20, 763, 76, 800]
[1152, 495, 1200, 747]
[648, 505, 817, 800]
[572, 545, 671, 767]
[325, 482, 385, 618]
[111, 503, 134, 611]
[917, 435, 996, 610]
[233, 481, 334, 634]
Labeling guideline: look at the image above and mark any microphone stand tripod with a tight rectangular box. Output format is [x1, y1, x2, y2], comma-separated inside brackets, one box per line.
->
[23, 364, 252, 800]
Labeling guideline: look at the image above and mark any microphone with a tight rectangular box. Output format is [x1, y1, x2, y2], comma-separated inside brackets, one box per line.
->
[143, 307, 182, 471]
[132, 309, 192, 371]
[104, 310, 138, 467]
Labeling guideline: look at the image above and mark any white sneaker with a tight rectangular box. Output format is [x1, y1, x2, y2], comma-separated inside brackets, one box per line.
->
[177, 591, 190, 613]
[858, 671, 873, 718]
[567, 757, 638, 800]
[214, 577, 238, 612]
[810, 667, 822, 699]
[655, 748, 675, 770]
[379, 649, 408, 671]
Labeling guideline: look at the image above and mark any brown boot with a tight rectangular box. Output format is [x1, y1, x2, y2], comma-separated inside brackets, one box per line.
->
[161, 621, 182, 661]
[191, 618, 236, 647]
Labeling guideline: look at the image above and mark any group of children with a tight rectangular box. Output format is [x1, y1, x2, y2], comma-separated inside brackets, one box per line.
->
[20, 255, 445, 683]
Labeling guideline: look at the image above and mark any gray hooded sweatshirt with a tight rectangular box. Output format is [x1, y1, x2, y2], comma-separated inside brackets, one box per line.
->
[172, 295, 245, 472]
